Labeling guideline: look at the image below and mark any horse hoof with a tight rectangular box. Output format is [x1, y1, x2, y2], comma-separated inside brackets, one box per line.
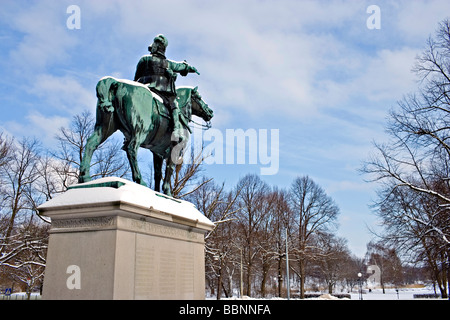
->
[78, 175, 91, 183]
[134, 178, 148, 187]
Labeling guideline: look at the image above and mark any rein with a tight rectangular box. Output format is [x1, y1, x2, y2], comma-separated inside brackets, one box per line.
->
[189, 118, 211, 130]
[186, 94, 212, 130]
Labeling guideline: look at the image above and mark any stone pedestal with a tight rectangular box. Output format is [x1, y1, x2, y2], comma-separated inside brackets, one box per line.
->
[38, 177, 214, 300]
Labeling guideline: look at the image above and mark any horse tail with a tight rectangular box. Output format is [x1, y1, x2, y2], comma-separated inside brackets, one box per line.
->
[96, 76, 117, 113]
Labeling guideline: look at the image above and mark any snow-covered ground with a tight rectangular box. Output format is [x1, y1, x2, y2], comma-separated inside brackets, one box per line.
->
[349, 287, 441, 300]
[218, 285, 445, 300]
[1, 286, 444, 300]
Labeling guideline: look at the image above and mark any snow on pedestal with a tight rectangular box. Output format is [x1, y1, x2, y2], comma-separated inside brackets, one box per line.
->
[39, 176, 213, 228]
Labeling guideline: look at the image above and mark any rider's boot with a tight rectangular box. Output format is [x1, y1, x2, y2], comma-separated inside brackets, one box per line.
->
[171, 107, 184, 143]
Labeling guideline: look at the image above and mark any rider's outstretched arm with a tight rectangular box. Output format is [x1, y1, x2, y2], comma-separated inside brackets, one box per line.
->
[168, 60, 200, 76]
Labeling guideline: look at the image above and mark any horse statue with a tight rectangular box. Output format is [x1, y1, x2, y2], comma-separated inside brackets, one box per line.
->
[78, 76, 213, 196]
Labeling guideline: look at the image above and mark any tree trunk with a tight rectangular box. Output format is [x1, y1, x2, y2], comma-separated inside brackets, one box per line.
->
[246, 245, 252, 297]
[260, 268, 268, 298]
[299, 258, 305, 299]
[447, 253, 450, 300]
[216, 260, 223, 300]
[246, 262, 252, 297]
[277, 256, 283, 297]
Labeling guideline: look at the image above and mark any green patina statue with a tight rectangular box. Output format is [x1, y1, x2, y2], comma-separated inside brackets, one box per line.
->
[134, 34, 200, 142]
[78, 35, 213, 196]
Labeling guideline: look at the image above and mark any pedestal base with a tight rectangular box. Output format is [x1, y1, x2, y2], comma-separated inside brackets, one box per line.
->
[38, 178, 214, 300]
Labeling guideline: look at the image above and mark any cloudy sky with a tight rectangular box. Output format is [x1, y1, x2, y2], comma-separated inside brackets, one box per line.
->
[1, 0, 450, 257]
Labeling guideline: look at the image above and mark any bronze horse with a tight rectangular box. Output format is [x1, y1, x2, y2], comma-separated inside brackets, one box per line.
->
[78, 76, 213, 196]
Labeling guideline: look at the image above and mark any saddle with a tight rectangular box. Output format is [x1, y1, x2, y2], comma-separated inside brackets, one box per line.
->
[150, 89, 191, 133]
[151, 91, 170, 119]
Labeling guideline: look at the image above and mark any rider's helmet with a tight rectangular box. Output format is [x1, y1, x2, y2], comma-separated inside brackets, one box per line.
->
[148, 34, 168, 55]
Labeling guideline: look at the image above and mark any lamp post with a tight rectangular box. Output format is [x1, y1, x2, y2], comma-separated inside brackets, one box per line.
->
[285, 228, 290, 300]
[240, 248, 243, 298]
[357, 272, 363, 300]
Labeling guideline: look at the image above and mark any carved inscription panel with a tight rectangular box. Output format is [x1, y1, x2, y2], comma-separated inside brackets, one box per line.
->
[159, 250, 176, 296]
[135, 239, 155, 299]
[134, 233, 195, 299]
[51, 216, 115, 232]
[179, 252, 194, 294]
[125, 218, 204, 243]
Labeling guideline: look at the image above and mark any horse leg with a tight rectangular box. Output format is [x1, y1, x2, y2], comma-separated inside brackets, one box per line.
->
[162, 156, 175, 197]
[153, 153, 163, 193]
[125, 136, 147, 187]
[79, 125, 107, 183]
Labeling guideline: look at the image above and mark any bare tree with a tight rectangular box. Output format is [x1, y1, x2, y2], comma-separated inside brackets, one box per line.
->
[235, 174, 270, 297]
[373, 184, 449, 297]
[289, 175, 339, 298]
[0, 137, 49, 297]
[53, 111, 130, 184]
[0, 217, 48, 299]
[0, 133, 13, 211]
[365, 241, 404, 293]
[188, 177, 241, 299]
[171, 145, 212, 199]
[0, 133, 12, 169]
[0, 137, 41, 242]
[341, 254, 366, 294]
[363, 19, 450, 245]
[256, 188, 293, 298]
[313, 232, 351, 294]
[362, 19, 450, 297]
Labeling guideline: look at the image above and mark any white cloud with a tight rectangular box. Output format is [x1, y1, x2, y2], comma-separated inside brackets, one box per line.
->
[394, 0, 450, 43]
[356, 48, 419, 101]
[312, 47, 419, 127]
[326, 179, 374, 194]
[28, 74, 97, 115]
[0, 0, 426, 128]
[4, 1, 78, 74]
[27, 112, 70, 144]
[1, 112, 70, 148]
[69, 0, 368, 121]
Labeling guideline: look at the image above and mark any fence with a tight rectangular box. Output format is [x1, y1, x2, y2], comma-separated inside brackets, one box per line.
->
[0, 293, 42, 300]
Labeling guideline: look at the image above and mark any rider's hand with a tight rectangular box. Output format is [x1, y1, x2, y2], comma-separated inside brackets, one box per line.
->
[190, 66, 200, 75]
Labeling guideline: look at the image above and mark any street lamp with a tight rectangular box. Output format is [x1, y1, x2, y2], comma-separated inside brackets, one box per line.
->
[240, 248, 243, 298]
[285, 228, 290, 300]
[357, 272, 363, 300]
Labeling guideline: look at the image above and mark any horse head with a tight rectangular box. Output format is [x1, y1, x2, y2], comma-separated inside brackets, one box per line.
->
[190, 86, 213, 125]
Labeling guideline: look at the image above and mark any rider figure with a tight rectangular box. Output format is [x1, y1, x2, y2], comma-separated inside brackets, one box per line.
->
[134, 34, 199, 142]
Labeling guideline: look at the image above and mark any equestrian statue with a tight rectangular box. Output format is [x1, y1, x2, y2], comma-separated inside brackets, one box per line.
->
[78, 35, 213, 196]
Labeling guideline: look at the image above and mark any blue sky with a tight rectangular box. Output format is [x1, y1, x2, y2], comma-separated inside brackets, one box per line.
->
[1, 0, 450, 257]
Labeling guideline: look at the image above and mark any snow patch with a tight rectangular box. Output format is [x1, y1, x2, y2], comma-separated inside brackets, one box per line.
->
[99, 76, 164, 103]
[38, 177, 214, 227]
